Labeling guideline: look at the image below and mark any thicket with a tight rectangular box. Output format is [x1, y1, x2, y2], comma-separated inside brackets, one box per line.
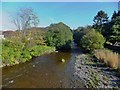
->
[1, 29, 55, 67]
[45, 22, 73, 50]
[80, 29, 105, 52]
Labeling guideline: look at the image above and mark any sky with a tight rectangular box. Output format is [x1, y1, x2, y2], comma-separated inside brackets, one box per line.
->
[0, 2, 119, 31]
[1, 0, 120, 2]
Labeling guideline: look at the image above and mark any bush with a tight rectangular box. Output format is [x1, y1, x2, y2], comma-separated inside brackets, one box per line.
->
[73, 26, 93, 45]
[2, 38, 55, 67]
[45, 22, 73, 50]
[94, 49, 120, 69]
[80, 29, 105, 52]
[29, 45, 55, 56]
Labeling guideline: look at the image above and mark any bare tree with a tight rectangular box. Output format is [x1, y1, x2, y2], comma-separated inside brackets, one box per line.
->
[12, 14, 21, 31]
[12, 8, 39, 31]
[11, 8, 39, 45]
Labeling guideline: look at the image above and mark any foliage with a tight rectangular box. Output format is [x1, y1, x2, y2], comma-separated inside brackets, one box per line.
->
[73, 27, 83, 44]
[24, 28, 46, 47]
[45, 22, 73, 50]
[1, 32, 55, 67]
[80, 29, 105, 52]
[111, 10, 120, 20]
[96, 10, 120, 45]
[108, 16, 120, 44]
[29, 45, 55, 56]
[93, 10, 109, 32]
[73, 26, 93, 45]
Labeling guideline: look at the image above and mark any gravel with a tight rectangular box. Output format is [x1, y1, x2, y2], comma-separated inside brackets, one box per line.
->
[74, 54, 120, 88]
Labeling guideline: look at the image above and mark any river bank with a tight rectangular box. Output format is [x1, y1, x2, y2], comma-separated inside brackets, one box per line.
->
[2, 42, 120, 88]
[1, 46, 55, 68]
[74, 53, 120, 88]
[2, 50, 80, 88]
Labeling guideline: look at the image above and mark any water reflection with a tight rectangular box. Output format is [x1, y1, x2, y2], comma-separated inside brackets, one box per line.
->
[2, 51, 73, 88]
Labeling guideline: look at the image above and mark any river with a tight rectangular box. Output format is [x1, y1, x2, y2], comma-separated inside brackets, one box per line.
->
[2, 44, 85, 88]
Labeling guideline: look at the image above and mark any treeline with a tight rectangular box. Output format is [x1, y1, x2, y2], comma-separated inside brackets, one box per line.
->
[1, 22, 73, 67]
[73, 10, 120, 52]
[1, 8, 120, 69]
[1, 8, 73, 67]
[73, 10, 120, 70]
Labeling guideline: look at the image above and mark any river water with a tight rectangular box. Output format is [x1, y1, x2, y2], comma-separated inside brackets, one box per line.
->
[2, 45, 85, 88]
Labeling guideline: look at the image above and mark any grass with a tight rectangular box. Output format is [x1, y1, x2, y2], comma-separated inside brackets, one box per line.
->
[94, 49, 120, 70]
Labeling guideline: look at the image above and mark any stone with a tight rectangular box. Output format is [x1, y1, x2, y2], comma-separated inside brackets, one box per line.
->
[9, 80, 14, 84]
[55, 51, 58, 52]
[33, 65, 35, 67]
[101, 80, 108, 86]
[61, 59, 65, 63]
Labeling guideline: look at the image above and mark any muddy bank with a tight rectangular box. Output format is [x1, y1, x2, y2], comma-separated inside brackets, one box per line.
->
[74, 54, 120, 88]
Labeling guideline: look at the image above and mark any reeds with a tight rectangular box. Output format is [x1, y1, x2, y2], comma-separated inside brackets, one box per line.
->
[94, 49, 120, 69]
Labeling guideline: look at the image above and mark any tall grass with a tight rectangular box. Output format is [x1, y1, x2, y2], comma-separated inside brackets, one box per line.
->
[94, 49, 120, 70]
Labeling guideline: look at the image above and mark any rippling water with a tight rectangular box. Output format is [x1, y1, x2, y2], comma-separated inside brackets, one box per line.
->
[2, 50, 84, 88]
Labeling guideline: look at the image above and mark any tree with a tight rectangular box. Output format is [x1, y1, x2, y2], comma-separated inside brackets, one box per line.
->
[73, 26, 93, 45]
[73, 27, 84, 44]
[102, 10, 120, 45]
[80, 29, 105, 52]
[93, 10, 109, 32]
[100, 10, 120, 44]
[112, 10, 120, 20]
[45, 22, 73, 50]
[109, 16, 120, 44]
[11, 8, 40, 45]
[101, 22, 112, 40]
[112, 11, 117, 20]
[12, 8, 39, 31]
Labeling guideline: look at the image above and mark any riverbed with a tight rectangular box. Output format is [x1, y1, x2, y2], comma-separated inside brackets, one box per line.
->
[2, 45, 85, 88]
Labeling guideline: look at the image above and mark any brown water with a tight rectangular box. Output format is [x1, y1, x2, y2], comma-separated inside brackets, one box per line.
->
[2, 46, 84, 88]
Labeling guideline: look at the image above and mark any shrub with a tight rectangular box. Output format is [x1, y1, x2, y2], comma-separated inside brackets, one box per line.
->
[80, 29, 105, 52]
[73, 26, 93, 45]
[45, 22, 73, 50]
[94, 49, 120, 69]
[29, 45, 55, 56]
[2, 38, 55, 67]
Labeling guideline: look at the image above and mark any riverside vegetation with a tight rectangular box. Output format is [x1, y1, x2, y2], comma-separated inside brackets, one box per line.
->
[1, 8, 73, 67]
[73, 10, 120, 73]
[1, 8, 120, 88]
[72, 10, 120, 88]
[1, 22, 73, 67]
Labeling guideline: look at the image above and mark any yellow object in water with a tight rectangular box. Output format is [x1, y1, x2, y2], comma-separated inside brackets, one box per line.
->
[61, 59, 65, 62]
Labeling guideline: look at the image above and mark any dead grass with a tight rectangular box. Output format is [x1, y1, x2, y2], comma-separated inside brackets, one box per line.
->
[94, 49, 120, 69]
